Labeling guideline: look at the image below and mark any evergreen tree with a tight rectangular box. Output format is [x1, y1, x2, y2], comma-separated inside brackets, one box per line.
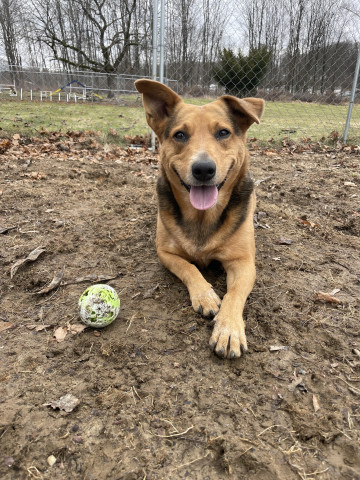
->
[213, 46, 271, 96]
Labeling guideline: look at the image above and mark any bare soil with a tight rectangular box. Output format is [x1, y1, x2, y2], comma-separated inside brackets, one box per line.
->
[0, 134, 359, 480]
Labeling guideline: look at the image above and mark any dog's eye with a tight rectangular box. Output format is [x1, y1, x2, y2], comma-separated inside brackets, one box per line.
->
[217, 129, 230, 139]
[173, 131, 188, 142]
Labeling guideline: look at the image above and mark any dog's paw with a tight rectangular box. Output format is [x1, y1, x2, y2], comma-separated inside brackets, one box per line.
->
[209, 314, 247, 359]
[191, 288, 221, 318]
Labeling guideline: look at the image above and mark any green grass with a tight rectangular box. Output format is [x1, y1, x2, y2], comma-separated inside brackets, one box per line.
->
[0, 96, 148, 145]
[0, 95, 359, 145]
[185, 97, 360, 143]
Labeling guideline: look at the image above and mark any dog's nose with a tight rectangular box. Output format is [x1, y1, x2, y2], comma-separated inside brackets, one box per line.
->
[192, 159, 216, 182]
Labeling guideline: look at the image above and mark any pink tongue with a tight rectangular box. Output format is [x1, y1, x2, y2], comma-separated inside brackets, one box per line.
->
[189, 185, 218, 210]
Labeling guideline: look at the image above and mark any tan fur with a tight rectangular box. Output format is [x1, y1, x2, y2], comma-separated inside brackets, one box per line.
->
[135, 79, 265, 359]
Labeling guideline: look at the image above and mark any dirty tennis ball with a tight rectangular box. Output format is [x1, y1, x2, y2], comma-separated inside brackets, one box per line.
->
[78, 284, 120, 328]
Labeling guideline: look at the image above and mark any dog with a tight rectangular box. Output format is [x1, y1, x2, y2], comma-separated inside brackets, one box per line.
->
[135, 79, 264, 359]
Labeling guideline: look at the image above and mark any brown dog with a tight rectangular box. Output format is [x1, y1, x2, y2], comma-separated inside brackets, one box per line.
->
[135, 79, 264, 359]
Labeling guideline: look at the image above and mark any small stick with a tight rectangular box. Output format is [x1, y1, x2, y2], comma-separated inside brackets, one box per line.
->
[126, 314, 136, 334]
[337, 376, 360, 394]
[172, 451, 211, 471]
[150, 425, 194, 438]
[257, 425, 283, 436]
[239, 446, 254, 457]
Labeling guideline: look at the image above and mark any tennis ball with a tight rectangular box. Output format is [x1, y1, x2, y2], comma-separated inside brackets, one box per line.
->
[78, 284, 120, 328]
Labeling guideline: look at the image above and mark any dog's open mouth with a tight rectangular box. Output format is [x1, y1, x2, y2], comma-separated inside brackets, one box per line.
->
[189, 185, 218, 210]
[175, 171, 227, 211]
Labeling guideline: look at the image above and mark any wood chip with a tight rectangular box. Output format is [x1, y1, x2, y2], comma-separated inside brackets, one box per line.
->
[270, 345, 289, 352]
[313, 394, 320, 412]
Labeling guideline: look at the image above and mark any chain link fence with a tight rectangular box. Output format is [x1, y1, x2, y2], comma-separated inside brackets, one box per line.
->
[0, 0, 359, 143]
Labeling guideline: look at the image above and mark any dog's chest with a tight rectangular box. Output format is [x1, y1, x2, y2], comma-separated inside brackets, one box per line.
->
[170, 227, 221, 267]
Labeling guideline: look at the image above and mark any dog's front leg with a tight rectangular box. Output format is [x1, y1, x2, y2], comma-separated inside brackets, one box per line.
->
[209, 257, 256, 359]
[157, 249, 221, 317]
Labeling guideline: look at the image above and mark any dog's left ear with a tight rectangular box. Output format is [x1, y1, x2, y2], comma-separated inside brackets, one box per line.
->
[220, 96, 265, 131]
[135, 79, 182, 141]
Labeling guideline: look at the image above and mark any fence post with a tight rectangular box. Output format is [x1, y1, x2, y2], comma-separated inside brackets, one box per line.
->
[151, 0, 159, 153]
[344, 44, 360, 143]
[159, 0, 165, 84]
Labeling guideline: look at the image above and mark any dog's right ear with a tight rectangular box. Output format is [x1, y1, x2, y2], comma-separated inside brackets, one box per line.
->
[135, 79, 182, 141]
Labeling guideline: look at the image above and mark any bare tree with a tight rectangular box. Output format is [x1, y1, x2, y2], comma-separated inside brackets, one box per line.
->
[0, 0, 22, 75]
[30, 0, 138, 95]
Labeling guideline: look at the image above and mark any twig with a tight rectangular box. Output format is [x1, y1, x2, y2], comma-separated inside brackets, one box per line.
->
[258, 425, 284, 436]
[126, 314, 136, 334]
[171, 451, 211, 471]
[337, 376, 360, 395]
[132, 386, 141, 401]
[239, 446, 254, 456]
[150, 425, 194, 438]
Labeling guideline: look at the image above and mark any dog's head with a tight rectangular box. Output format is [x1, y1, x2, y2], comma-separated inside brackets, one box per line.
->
[135, 79, 264, 211]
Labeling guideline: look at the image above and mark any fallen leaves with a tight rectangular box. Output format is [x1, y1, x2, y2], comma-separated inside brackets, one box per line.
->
[36, 270, 64, 294]
[0, 321, 15, 332]
[0, 138, 11, 154]
[44, 393, 80, 413]
[54, 323, 87, 343]
[299, 218, 319, 229]
[54, 326, 68, 342]
[0, 225, 16, 234]
[10, 246, 46, 278]
[316, 291, 341, 305]
[276, 237, 293, 245]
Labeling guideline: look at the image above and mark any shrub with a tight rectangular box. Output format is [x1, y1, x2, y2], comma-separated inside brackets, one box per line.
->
[213, 47, 271, 97]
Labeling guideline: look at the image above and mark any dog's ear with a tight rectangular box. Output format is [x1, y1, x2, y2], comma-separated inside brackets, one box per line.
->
[135, 79, 182, 140]
[220, 96, 265, 132]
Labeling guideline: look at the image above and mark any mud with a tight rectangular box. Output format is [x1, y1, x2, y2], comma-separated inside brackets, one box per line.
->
[0, 135, 359, 479]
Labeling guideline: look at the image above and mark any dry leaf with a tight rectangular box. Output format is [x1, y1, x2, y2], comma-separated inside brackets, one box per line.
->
[299, 219, 319, 229]
[0, 321, 15, 332]
[61, 273, 120, 286]
[36, 270, 64, 294]
[26, 324, 51, 331]
[10, 246, 46, 278]
[54, 326, 67, 342]
[276, 237, 293, 245]
[316, 291, 341, 305]
[69, 324, 87, 335]
[313, 394, 320, 412]
[44, 393, 80, 413]
[0, 226, 16, 234]
[0, 139, 12, 154]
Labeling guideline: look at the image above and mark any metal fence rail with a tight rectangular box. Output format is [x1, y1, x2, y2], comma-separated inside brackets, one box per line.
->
[0, 0, 359, 144]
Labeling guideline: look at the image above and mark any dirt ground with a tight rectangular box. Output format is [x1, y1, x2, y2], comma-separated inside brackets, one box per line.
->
[0, 132, 359, 480]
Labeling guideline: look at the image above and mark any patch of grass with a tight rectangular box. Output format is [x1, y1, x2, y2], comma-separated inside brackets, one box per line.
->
[184, 97, 360, 144]
[0, 97, 148, 145]
[0, 96, 359, 145]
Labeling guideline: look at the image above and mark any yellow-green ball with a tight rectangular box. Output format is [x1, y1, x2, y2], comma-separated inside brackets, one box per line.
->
[78, 284, 120, 328]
